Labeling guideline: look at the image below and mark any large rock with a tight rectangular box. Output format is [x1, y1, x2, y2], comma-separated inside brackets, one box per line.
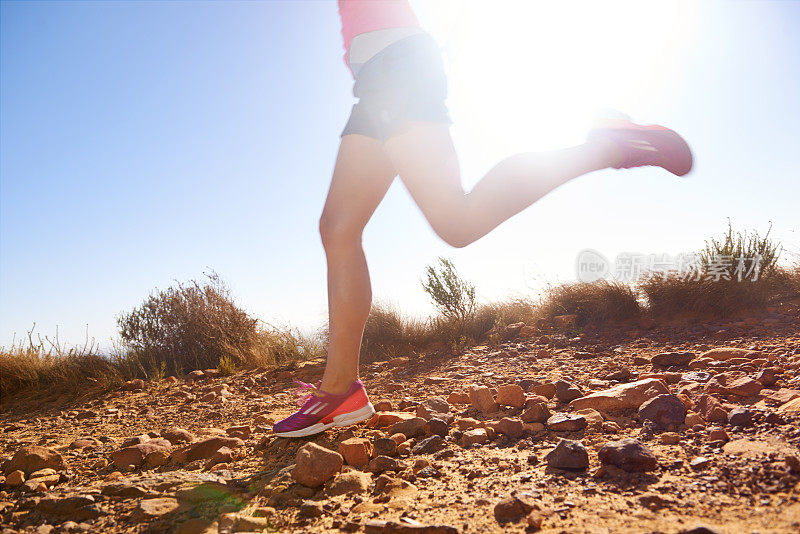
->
[544, 439, 589, 471]
[4, 446, 66, 475]
[172, 436, 244, 463]
[569, 379, 669, 411]
[292, 443, 343, 487]
[598, 438, 657, 472]
[652, 352, 695, 367]
[638, 394, 687, 429]
[470, 386, 499, 414]
[110, 439, 172, 469]
[496, 384, 526, 408]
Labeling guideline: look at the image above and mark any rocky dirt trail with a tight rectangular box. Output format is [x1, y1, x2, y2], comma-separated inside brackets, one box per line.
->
[2, 302, 800, 533]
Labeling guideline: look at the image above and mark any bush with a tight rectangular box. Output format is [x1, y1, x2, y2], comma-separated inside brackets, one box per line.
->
[536, 281, 641, 326]
[117, 272, 264, 376]
[421, 257, 476, 321]
[360, 302, 430, 362]
[700, 220, 782, 280]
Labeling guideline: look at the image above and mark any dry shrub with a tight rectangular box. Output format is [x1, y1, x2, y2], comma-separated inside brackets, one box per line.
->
[536, 281, 641, 326]
[117, 272, 320, 377]
[641, 266, 800, 319]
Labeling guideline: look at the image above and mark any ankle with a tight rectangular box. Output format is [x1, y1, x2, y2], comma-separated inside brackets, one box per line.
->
[590, 136, 624, 168]
[319, 375, 357, 395]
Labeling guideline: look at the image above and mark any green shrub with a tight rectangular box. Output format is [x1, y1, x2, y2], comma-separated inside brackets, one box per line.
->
[421, 257, 476, 321]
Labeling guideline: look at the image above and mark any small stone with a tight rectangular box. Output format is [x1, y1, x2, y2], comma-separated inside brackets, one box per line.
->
[544, 439, 589, 471]
[598, 438, 657, 472]
[638, 394, 687, 429]
[546, 413, 587, 432]
[707, 428, 729, 443]
[339, 438, 372, 467]
[690, 457, 711, 470]
[530, 383, 556, 399]
[172, 436, 243, 463]
[389, 417, 427, 439]
[123, 379, 145, 391]
[660, 432, 680, 445]
[461, 428, 489, 447]
[374, 437, 398, 457]
[162, 427, 195, 445]
[368, 455, 400, 474]
[521, 399, 550, 423]
[554, 380, 583, 403]
[327, 471, 371, 496]
[425, 418, 449, 438]
[651, 352, 695, 367]
[497, 417, 524, 439]
[695, 395, 728, 423]
[299, 500, 324, 518]
[412, 435, 445, 455]
[136, 497, 180, 518]
[292, 443, 343, 487]
[496, 384, 526, 408]
[493, 491, 538, 523]
[110, 439, 172, 468]
[727, 408, 753, 427]
[470, 386, 499, 414]
[6, 470, 25, 486]
[416, 397, 450, 419]
[447, 392, 471, 404]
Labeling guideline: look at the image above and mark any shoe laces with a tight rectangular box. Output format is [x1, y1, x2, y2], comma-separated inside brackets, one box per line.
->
[292, 379, 321, 407]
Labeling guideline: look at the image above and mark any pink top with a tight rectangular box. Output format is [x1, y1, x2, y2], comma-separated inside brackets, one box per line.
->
[338, 0, 420, 64]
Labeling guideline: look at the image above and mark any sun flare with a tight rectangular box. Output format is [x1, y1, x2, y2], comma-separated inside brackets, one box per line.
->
[419, 0, 697, 159]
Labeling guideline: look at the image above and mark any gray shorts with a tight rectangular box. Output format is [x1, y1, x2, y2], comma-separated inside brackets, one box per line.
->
[341, 32, 452, 142]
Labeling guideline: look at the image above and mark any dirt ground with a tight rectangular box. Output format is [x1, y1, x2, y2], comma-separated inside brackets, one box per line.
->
[2, 301, 799, 533]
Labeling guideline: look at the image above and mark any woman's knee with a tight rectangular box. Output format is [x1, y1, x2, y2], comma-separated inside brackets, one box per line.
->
[319, 211, 364, 249]
[429, 220, 473, 248]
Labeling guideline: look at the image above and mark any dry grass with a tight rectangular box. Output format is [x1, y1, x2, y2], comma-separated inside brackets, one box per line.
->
[358, 298, 537, 362]
[535, 281, 642, 326]
[1, 275, 323, 401]
[640, 265, 800, 319]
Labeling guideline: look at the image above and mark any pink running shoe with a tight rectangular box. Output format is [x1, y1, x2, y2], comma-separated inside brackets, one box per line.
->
[273, 380, 375, 438]
[589, 118, 693, 177]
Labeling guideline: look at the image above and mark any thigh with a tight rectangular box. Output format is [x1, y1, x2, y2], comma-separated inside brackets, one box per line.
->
[383, 121, 465, 231]
[322, 134, 397, 230]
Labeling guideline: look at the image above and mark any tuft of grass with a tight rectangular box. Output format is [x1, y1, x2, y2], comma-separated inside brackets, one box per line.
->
[535, 281, 641, 326]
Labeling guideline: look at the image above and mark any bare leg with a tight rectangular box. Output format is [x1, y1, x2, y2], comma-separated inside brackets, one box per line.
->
[319, 134, 397, 394]
[383, 122, 620, 247]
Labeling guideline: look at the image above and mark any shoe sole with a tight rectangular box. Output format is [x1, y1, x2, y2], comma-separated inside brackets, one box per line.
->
[273, 402, 376, 438]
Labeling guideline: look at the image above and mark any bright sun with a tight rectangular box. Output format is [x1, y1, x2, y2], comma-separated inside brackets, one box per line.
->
[417, 0, 696, 170]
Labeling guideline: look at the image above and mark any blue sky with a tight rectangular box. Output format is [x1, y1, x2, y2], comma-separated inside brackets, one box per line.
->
[1, 0, 798, 349]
